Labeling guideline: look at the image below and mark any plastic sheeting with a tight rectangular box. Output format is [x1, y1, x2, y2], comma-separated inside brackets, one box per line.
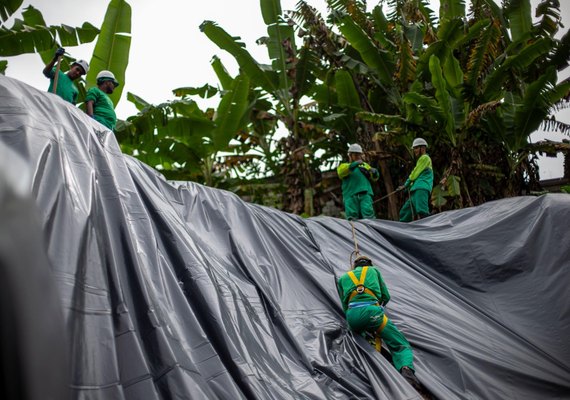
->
[1, 75, 569, 400]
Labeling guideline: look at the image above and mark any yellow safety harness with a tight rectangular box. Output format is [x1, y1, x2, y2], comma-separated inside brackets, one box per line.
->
[347, 267, 378, 302]
[347, 266, 389, 351]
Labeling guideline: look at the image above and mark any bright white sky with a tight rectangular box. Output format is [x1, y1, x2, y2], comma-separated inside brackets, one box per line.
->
[4, 0, 569, 178]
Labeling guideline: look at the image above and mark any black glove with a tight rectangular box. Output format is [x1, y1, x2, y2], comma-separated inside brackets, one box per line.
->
[54, 47, 65, 58]
[359, 166, 371, 178]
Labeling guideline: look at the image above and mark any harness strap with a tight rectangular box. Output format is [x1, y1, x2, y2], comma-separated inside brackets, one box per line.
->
[347, 267, 378, 302]
[347, 266, 368, 286]
[374, 315, 389, 352]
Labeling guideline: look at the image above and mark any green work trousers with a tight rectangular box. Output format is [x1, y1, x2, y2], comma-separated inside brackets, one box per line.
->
[344, 192, 375, 220]
[346, 305, 414, 371]
[399, 189, 430, 222]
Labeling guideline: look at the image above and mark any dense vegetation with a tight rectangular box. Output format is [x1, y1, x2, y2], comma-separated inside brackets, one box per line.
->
[2, 0, 569, 219]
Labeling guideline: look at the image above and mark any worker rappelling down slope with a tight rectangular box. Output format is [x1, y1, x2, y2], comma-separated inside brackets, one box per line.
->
[1, 75, 569, 399]
[337, 256, 422, 389]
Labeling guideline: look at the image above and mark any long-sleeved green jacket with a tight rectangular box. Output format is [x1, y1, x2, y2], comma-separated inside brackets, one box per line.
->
[337, 161, 379, 197]
[337, 266, 390, 313]
[404, 154, 433, 192]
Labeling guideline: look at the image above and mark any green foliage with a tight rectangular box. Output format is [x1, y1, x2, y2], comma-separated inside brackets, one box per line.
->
[336, 13, 394, 85]
[173, 84, 218, 99]
[200, 21, 278, 95]
[439, 0, 466, 21]
[335, 70, 360, 109]
[504, 0, 532, 42]
[0, 6, 99, 58]
[85, 0, 131, 106]
[0, 0, 22, 24]
[114, 0, 570, 219]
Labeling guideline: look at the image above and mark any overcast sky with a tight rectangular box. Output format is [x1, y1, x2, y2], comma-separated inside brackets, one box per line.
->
[4, 0, 569, 178]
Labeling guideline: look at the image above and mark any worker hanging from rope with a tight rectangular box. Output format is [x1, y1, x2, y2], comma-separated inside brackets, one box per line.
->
[337, 143, 380, 220]
[336, 255, 423, 391]
[398, 138, 434, 222]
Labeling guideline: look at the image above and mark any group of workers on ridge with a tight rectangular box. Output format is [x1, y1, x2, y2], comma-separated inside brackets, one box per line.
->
[43, 46, 427, 394]
[42, 47, 119, 131]
[336, 140, 434, 393]
[337, 139, 434, 222]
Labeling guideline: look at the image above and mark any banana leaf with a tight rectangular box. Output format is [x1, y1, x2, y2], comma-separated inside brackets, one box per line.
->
[505, 0, 532, 43]
[295, 45, 318, 99]
[0, 0, 23, 25]
[86, 0, 131, 107]
[337, 14, 395, 85]
[403, 92, 445, 122]
[483, 37, 552, 99]
[430, 55, 456, 144]
[431, 185, 448, 208]
[266, 22, 294, 89]
[516, 67, 556, 140]
[21, 6, 98, 65]
[201, 21, 278, 95]
[173, 84, 218, 99]
[439, 0, 465, 21]
[260, 0, 281, 25]
[127, 92, 150, 111]
[356, 111, 407, 126]
[442, 48, 463, 98]
[210, 55, 233, 91]
[212, 74, 251, 151]
[335, 70, 360, 109]
[0, 7, 98, 58]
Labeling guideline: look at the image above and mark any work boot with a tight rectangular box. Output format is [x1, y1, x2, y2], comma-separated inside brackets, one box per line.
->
[400, 367, 423, 392]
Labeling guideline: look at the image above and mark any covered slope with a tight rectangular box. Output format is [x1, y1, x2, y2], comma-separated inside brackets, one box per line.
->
[1, 75, 569, 399]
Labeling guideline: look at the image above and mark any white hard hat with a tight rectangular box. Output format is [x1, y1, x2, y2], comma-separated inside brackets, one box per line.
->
[96, 70, 120, 87]
[72, 59, 89, 74]
[348, 143, 363, 153]
[412, 138, 428, 148]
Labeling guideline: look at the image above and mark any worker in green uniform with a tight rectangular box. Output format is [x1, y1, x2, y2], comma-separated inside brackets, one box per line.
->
[398, 138, 434, 222]
[337, 255, 422, 390]
[85, 70, 119, 131]
[337, 144, 379, 220]
[42, 47, 89, 105]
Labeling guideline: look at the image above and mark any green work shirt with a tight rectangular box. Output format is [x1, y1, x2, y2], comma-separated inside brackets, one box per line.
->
[47, 69, 78, 105]
[337, 161, 378, 197]
[337, 266, 390, 313]
[85, 87, 117, 131]
[405, 154, 434, 192]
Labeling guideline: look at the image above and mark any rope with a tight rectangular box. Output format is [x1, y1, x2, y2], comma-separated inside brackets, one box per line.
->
[349, 220, 360, 268]
[373, 187, 404, 204]
[406, 187, 416, 221]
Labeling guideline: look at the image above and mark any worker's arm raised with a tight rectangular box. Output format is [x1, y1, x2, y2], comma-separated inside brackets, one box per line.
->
[42, 48, 65, 78]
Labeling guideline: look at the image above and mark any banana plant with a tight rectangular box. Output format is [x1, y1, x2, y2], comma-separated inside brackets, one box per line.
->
[85, 0, 131, 106]
[338, 0, 569, 213]
[200, 0, 329, 215]
[0, 4, 99, 73]
[116, 64, 256, 186]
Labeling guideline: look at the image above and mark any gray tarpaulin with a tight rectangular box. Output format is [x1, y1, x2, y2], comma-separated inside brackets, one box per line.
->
[1, 75, 569, 400]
